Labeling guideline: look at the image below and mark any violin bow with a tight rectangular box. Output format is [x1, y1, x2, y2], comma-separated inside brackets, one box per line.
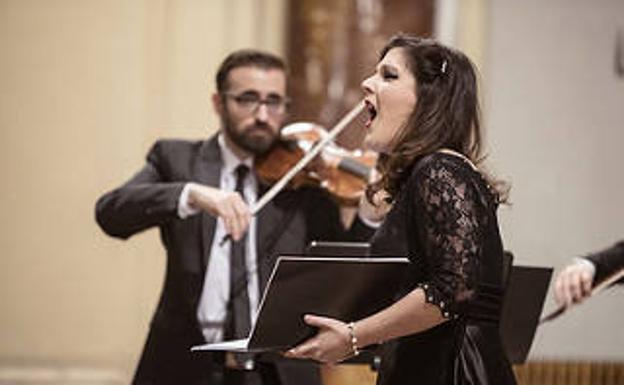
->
[251, 101, 365, 215]
[540, 267, 624, 324]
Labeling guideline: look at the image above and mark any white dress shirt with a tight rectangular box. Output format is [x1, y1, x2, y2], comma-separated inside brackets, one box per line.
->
[178, 135, 259, 342]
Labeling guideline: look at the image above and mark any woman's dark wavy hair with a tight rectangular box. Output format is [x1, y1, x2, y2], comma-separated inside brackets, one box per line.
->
[367, 34, 507, 203]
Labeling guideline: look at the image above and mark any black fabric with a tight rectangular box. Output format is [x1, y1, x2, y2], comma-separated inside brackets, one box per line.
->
[95, 137, 375, 385]
[226, 165, 252, 341]
[226, 165, 254, 368]
[586, 241, 624, 285]
[370, 152, 517, 385]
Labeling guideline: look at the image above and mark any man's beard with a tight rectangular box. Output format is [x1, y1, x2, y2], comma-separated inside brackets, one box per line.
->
[222, 117, 279, 156]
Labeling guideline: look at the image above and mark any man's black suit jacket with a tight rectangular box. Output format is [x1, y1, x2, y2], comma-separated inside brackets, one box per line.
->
[95, 137, 373, 385]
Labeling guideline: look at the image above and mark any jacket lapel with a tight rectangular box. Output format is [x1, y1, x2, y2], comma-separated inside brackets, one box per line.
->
[255, 186, 301, 294]
[256, 185, 282, 294]
[197, 136, 222, 270]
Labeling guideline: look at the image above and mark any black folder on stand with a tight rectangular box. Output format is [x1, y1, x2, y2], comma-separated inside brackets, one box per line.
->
[191, 256, 409, 353]
[192, 248, 552, 365]
[300, 243, 553, 364]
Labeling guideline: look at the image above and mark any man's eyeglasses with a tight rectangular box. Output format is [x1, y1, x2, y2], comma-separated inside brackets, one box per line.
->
[223, 92, 289, 115]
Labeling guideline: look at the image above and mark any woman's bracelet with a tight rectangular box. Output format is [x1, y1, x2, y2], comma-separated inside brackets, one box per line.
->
[347, 322, 361, 357]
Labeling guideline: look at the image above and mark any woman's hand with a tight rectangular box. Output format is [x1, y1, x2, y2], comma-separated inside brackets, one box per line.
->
[284, 315, 353, 364]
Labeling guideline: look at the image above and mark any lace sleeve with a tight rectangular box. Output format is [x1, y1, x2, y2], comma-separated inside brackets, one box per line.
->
[411, 157, 489, 319]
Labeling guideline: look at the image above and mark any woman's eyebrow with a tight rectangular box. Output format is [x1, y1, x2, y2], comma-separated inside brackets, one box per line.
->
[379, 63, 398, 73]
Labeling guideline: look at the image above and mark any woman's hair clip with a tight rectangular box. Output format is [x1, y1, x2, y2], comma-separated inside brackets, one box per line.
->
[440, 60, 448, 74]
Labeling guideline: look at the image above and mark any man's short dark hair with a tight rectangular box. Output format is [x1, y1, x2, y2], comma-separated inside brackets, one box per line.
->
[215, 49, 287, 94]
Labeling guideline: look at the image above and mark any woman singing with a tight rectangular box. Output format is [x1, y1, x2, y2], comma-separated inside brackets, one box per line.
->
[286, 34, 516, 385]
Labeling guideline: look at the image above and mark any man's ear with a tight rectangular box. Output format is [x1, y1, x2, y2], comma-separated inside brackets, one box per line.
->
[212, 93, 224, 117]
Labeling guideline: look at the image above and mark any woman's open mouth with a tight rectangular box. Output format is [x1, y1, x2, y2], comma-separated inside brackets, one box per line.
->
[364, 100, 377, 129]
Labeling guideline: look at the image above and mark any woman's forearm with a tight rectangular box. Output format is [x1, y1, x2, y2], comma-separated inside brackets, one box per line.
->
[354, 287, 446, 348]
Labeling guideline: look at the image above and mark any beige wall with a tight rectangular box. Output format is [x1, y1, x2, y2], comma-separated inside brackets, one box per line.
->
[484, 0, 624, 360]
[0, 0, 285, 382]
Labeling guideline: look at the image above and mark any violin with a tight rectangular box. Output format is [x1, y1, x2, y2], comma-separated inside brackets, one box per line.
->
[235, 101, 366, 220]
[220, 102, 367, 245]
[255, 121, 377, 206]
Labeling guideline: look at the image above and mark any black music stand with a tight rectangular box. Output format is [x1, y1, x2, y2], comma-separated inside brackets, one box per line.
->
[500, 265, 552, 364]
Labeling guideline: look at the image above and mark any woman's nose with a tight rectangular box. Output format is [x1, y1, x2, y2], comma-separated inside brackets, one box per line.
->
[361, 75, 374, 95]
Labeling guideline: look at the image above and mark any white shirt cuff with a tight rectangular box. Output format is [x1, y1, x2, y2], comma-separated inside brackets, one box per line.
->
[178, 183, 201, 219]
[357, 210, 382, 229]
[574, 257, 596, 277]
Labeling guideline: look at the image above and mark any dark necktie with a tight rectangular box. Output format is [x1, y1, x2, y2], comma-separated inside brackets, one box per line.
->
[225, 165, 252, 342]
[225, 164, 256, 370]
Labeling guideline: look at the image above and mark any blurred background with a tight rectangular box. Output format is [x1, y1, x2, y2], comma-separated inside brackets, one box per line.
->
[1, 0, 623, 384]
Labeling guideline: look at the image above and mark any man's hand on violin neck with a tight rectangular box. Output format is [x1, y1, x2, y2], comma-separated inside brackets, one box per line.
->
[357, 190, 391, 225]
[187, 182, 251, 241]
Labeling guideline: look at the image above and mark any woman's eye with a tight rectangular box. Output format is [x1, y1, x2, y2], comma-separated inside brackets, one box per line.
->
[382, 71, 398, 80]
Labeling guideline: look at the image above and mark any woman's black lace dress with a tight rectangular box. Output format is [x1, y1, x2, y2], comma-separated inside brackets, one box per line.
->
[371, 152, 517, 385]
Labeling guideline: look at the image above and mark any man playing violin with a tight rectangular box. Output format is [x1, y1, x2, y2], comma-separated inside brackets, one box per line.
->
[95, 49, 379, 385]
